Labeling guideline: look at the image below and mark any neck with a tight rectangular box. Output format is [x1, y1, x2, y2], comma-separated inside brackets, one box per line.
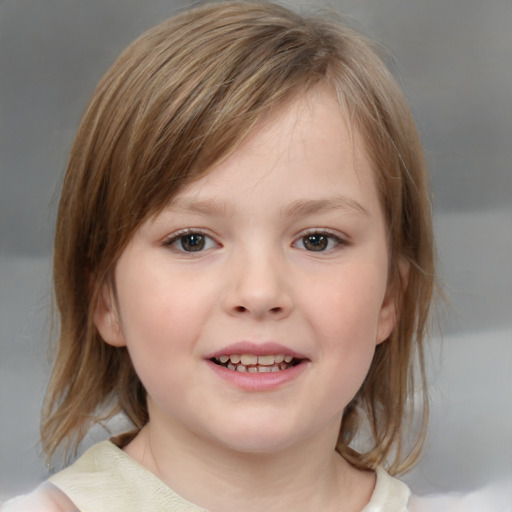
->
[123, 413, 374, 512]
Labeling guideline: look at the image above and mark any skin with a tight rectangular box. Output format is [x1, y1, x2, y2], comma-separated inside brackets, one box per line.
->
[92, 87, 401, 512]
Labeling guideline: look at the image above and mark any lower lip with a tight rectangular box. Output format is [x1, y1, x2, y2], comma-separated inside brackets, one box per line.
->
[206, 360, 309, 392]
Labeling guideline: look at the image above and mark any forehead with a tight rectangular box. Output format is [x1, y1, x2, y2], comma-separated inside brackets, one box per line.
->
[164, 87, 379, 218]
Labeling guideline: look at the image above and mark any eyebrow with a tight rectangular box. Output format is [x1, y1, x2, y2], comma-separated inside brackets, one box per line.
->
[283, 196, 371, 218]
[168, 198, 236, 217]
[168, 195, 370, 218]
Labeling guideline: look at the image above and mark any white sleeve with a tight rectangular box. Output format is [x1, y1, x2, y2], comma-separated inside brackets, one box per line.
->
[1, 482, 79, 512]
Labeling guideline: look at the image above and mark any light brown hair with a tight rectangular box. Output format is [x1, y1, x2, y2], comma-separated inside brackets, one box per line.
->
[42, 1, 435, 475]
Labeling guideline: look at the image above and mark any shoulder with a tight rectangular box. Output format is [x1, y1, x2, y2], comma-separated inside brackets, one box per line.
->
[362, 467, 410, 512]
[1, 482, 78, 512]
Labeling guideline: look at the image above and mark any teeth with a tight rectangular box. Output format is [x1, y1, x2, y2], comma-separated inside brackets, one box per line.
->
[215, 353, 300, 373]
[217, 354, 293, 366]
[240, 354, 258, 365]
[236, 364, 288, 373]
[257, 355, 275, 365]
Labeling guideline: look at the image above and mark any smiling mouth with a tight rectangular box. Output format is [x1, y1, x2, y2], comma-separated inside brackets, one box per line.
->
[211, 354, 303, 373]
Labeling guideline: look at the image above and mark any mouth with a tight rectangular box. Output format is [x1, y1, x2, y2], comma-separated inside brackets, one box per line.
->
[210, 353, 303, 373]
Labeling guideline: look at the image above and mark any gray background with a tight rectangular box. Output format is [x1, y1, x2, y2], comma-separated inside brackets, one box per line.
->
[1, 0, 511, 501]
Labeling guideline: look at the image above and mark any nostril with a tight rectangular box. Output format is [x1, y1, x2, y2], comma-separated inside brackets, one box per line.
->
[232, 305, 283, 315]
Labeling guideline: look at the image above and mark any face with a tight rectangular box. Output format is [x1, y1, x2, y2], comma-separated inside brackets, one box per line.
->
[95, 87, 399, 455]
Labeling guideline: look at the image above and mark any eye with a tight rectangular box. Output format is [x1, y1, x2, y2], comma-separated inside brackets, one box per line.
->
[294, 231, 346, 252]
[164, 230, 218, 252]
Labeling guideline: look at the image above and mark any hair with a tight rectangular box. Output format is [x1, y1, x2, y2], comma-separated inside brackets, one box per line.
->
[41, 1, 435, 475]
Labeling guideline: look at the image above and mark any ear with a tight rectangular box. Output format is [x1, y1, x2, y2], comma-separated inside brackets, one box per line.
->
[93, 282, 126, 347]
[376, 258, 410, 345]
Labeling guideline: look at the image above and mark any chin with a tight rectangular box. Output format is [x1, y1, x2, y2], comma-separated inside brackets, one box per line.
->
[205, 420, 307, 455]
[222, 436, 299, 455]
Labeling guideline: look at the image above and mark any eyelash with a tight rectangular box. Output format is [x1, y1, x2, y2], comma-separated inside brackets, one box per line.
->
[163, 228, 348, 254]
[163, 229, 219, 253]
[293, 229, 348, 253]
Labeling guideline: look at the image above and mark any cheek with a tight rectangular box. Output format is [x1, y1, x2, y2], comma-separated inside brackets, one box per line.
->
[304, 264, 388, 343]
[302, 264, 388, 389]
[114, 260, 221, 377]
[115, 282, 198, 405]
[115, 271, 186, 359]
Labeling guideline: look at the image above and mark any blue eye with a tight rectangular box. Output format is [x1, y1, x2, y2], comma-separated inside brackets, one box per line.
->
[166, 231, 217, 252]
[295, 232, 344, 252]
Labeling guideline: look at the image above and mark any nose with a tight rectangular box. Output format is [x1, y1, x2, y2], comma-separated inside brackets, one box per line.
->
[222, 247, 293, 321]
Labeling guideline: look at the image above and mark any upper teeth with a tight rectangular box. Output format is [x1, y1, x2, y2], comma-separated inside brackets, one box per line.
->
[217, 354, 293, 365]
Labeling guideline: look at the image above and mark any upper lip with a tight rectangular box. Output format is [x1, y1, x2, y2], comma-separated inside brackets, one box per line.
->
[206, 341, 308, 360]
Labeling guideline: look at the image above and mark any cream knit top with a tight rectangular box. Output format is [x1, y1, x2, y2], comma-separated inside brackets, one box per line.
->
[46, 441, 410, 511]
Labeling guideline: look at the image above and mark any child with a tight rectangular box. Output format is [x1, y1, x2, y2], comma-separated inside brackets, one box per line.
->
[3, 2, 435, 510]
